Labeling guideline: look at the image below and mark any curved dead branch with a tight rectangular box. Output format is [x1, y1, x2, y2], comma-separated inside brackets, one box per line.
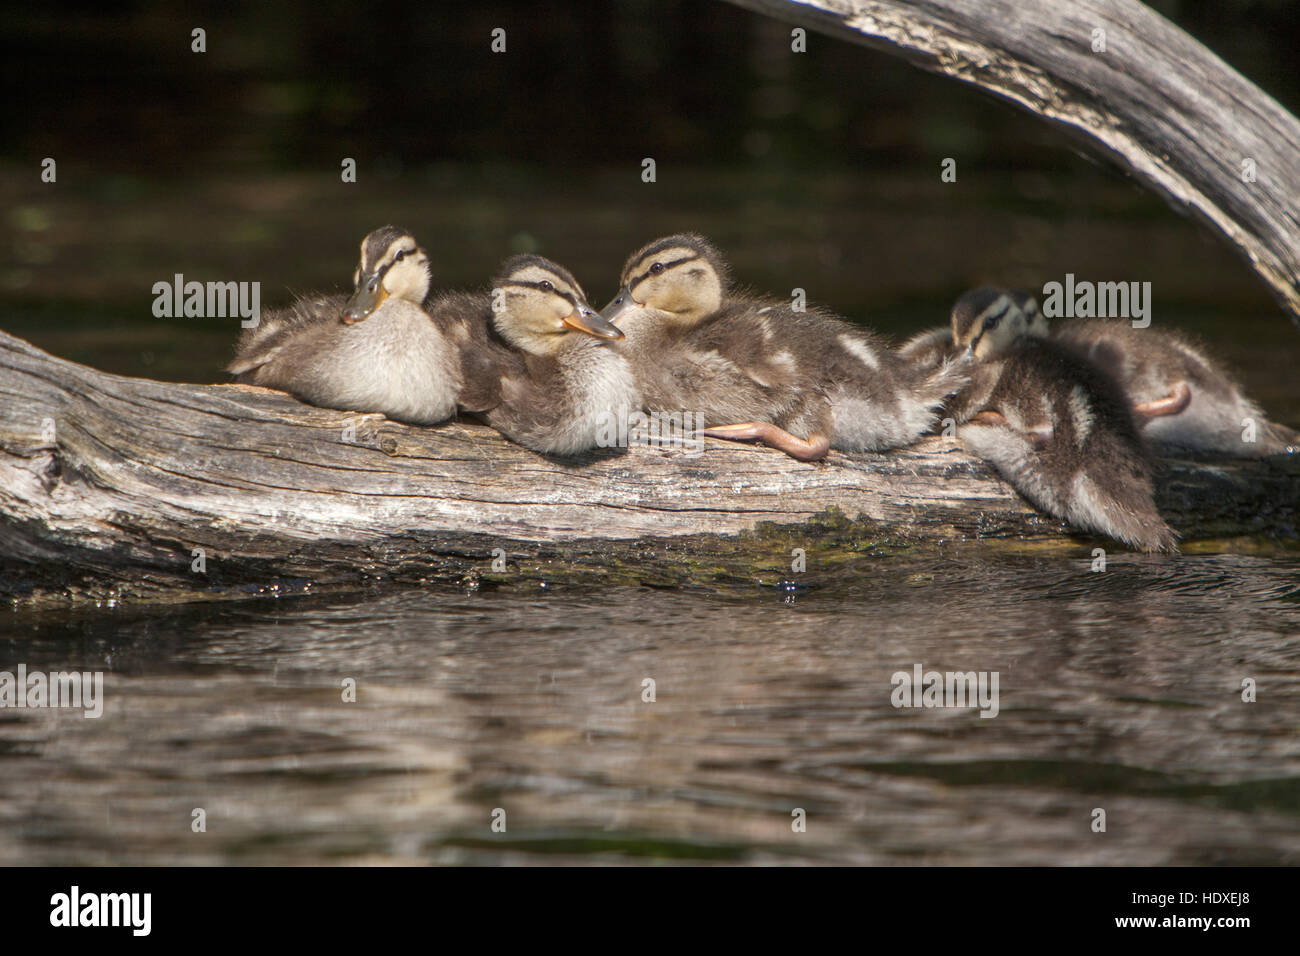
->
[725, 0, 1300, 328]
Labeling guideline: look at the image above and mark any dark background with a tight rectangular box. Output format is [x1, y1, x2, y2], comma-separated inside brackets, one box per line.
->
[2, 0, 1298, 420]
[6, 0, 1299, 172]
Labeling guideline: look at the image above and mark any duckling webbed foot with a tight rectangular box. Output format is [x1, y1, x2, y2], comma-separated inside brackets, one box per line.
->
[1133, 381, 1192, 420]
[966, 410, 1053, 450]
[702, 422, 831, 461]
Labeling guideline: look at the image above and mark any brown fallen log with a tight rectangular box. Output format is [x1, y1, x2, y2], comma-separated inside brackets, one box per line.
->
[725, 0, 1300, 328]
[1, 330, 1296, 605]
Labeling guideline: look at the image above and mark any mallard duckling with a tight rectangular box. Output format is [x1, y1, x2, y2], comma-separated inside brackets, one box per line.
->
[339, 224, 435, 323]
[908, 292, 1300, 457]
[1029, 301, 1300, 456]
[477, 255, 638, 456]
[601, 234, 969, 461]
[948, 286, 1176, 552]
[228, 226, 463, 425]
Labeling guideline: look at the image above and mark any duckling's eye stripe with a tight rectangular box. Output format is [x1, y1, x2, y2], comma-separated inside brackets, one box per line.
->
[973, 295, 1013, 329]
[366, 245, 420, 276]
[505, 280, 576, 303]
[630, 254, 697, 289]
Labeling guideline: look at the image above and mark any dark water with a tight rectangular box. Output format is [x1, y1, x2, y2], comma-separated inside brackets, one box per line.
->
[3, 548, 1299, 865]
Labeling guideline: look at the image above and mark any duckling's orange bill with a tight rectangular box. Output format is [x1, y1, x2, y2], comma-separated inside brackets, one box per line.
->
[342, 280, 388, 323]
[599, 290, 639, 325]
[563, 308, 624, 339]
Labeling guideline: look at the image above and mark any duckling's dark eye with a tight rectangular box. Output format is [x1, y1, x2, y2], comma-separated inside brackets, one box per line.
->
[394, 250, 407, 262]
[650, 263, 665, 275]
[538, 280, 554, 292]
[984, 312, 1002, 331]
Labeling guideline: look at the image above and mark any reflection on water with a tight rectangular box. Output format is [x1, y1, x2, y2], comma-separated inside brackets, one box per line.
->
[3, 549, 1298, 865]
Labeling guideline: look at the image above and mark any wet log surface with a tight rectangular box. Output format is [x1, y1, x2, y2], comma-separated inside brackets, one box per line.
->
[725, 0, 1300, 328]
[1, 330, 1296, 605]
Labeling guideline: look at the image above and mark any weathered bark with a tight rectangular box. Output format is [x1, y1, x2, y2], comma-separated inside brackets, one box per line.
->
[725, 0, 1300, 329]
[1, 331, 1296, 605]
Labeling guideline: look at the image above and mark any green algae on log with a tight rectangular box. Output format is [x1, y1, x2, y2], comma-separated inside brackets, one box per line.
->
[1, 330, 1297, 606]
